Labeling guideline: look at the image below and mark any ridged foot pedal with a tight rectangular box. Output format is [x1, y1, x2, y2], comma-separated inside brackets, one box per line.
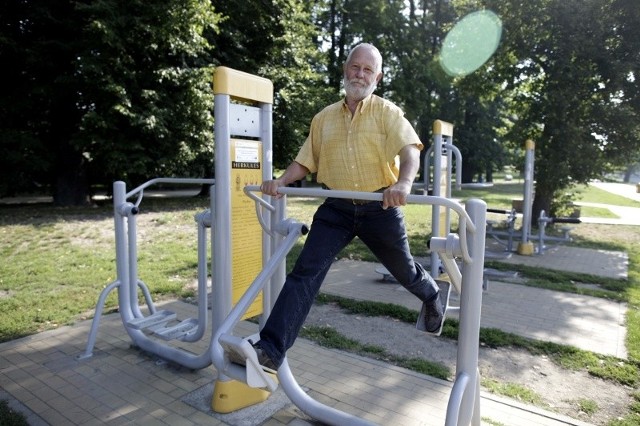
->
[126, 310, 176, 330]
[219, 333, 277, 391]
[154, 318, 199, 341]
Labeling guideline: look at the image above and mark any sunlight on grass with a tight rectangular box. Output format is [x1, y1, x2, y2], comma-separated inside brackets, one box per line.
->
[579, 205, 619, 218]
[575, 184, 640, 208]
[452, 181, 524, 210]
[0, 198, 210, 342]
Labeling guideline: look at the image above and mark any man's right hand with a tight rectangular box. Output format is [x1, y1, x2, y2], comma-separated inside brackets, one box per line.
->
[261, 161, 309, 198]
[260, 179, 285, 198]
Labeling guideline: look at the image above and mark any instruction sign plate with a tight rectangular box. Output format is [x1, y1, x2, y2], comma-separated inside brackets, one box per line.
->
[231, 139, 263, 319]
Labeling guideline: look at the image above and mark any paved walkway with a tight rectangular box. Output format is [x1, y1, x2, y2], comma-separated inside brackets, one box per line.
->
[0, 299, 594, 426]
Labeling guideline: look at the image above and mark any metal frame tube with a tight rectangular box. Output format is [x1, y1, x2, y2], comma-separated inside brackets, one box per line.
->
[446, 198, 486, 426]
[211, 220, 307, 373]
[278, 358, 376, 426]
[431, 133, 444, 277]
[126, 210, 145, 318]
[242, 185, 485, 425]
[521, 140, 535, 244]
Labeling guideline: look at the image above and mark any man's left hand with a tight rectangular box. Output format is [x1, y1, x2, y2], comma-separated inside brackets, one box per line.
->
[382, 182, 412, 209]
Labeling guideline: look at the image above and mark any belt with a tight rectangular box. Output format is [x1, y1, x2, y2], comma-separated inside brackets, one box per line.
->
[322, 185, 387, 205]
[351, 199, 373, 205]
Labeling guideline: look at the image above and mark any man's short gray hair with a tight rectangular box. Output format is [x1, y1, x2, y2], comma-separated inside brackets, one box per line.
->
[345, 43, 382, 73]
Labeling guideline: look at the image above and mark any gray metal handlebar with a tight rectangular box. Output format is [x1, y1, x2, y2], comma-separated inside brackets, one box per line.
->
[243, 185, 477, 264]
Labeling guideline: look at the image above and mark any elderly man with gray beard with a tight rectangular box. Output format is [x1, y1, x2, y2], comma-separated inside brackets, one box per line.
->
[238, 43, 445, 371]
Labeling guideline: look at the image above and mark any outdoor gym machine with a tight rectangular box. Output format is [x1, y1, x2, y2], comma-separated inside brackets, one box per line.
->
[79, 67, 488, 425]
[76, 177, 216, 370]
[221, 185, 488, 426]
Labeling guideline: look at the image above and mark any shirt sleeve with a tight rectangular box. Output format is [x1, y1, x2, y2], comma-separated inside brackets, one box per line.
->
[294, 115, 319, 173]
[384, 105, 423, 160]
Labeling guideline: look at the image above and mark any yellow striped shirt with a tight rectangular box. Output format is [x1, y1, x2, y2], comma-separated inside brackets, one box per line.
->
[295, 94, 423, 192]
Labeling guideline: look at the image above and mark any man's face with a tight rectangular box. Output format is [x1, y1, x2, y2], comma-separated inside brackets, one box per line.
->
[343, 48, 382, 101]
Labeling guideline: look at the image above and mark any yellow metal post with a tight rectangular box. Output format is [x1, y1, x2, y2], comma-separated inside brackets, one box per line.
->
[431, 120, 454, 280]
[211, 66, 276, 413]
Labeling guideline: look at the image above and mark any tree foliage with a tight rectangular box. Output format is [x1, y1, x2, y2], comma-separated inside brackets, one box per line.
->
[0, 0, 638, 214]
[1, 0, 86, 200]
[488, 0, 640, 217]
[0, 0, 220, 204]
[77, 0, 220, 190]
[209, 0, 333, 169]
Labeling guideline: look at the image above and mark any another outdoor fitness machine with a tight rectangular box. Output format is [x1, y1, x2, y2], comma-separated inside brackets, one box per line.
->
[423, 120, 462, 283]
[79, 67, 488, 426]
[484, 140, 580, 255]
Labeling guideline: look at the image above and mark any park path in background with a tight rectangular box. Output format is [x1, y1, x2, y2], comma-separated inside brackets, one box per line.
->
[577, 182, 640, 226]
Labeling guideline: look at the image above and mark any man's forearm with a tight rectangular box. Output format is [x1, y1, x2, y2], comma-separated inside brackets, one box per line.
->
[397, 145, 420, 185]
[278, 161, 309, 186]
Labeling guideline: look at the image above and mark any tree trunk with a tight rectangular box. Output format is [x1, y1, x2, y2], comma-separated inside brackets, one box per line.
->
[461, 156, 477, 184]
[623, 163, 638, 183]
[531, 189, 552, 228]
[486, 167, 493, 183]
[52, 145, 90, 206]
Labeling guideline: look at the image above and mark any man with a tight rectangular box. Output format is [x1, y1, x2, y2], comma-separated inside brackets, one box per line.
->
[249, 43, 445, 371]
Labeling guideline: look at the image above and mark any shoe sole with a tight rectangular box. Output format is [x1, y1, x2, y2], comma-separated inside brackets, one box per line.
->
[416, 280, 451, 336]
[219, 334, 278, 391]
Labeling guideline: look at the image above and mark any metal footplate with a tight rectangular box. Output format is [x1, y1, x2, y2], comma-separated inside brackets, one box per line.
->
[153, 318, 199, 341]
[416, 280, 451, 336]
[219, 333, 278, 392]
[126, 310, 176, 330]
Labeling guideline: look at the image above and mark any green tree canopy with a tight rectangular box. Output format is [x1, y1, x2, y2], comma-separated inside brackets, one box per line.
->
[210, 0, 333, 169]
[0, 0, 220, 204]
[489, 0, 640, 217]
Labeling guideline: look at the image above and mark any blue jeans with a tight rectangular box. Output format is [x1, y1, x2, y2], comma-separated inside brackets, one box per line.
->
[257, 197, 439, 368]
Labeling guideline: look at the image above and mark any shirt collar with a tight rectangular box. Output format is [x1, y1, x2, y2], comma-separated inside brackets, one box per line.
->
[342, 93, 374, 114]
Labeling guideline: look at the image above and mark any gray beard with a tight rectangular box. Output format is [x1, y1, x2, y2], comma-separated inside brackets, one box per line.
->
[343, 77, 375, 101]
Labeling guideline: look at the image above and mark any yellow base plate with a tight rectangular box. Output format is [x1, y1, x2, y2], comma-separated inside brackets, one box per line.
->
[211, 377, 277, 413]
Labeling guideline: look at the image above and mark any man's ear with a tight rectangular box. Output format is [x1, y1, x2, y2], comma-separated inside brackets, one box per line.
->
[376, 72, 383, 83]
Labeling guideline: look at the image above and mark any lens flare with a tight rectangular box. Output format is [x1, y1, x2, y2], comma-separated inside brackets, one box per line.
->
[440, 10, 503, 77]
